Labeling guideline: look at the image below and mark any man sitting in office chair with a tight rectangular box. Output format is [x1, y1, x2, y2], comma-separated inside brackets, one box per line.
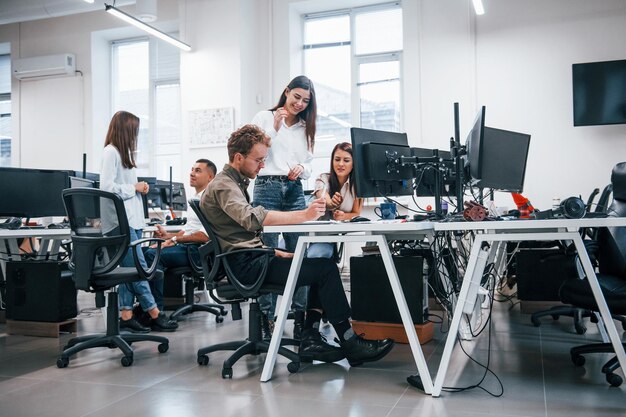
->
[200, 124, 395, 366]
[142, 159, 217, 320]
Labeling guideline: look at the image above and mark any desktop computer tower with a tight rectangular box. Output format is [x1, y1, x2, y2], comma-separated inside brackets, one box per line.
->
[350, 255, 427, 324]
[5, 261, 77, 322]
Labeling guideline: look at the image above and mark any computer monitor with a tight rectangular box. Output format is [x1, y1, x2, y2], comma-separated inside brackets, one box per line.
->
[350, 127, 414, 198]
[70, 176, 96, 188]
[464, 106, 531, 192]
[477, 127, 531, 192]
[465, 106, 486, 185]
[162, 181, 188, 211]
[0, 167, 70, 218]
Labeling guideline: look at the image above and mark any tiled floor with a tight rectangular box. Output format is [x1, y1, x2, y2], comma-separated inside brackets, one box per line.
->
[0, 291, 624, 417]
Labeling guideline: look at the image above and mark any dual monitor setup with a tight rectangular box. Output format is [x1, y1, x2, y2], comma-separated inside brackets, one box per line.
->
[0, 167, 187, 222]
[350, 103, 532, 217]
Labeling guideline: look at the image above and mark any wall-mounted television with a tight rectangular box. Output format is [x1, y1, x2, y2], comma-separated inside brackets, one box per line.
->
[573, 59, 626, 126]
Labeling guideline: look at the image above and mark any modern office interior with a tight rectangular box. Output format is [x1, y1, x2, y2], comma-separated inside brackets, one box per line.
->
[0, 0, 626, 416]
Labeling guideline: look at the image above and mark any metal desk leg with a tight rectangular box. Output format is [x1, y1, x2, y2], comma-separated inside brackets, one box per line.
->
[572, 234, 626, 378]
[376, 235, 433, 394]
[260, 238, 307, 382]
[431, 235, 488, 397]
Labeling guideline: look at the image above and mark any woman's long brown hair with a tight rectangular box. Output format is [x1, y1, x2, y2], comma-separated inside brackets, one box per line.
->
[327, 142, 356, 198]
[270, 75, 317, 151]
[104, 111, 140, 169]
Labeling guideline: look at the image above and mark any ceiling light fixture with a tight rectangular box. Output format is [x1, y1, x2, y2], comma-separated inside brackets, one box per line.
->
[105, 4, 191, 52]
[472, 0, 485, 15]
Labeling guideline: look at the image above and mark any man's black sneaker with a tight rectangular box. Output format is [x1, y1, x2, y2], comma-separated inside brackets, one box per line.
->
[151, 312, 178, 332]
[119, 317, 151, 333]
[340, 334, 394, 367]
[299, 329, 345, 363]
[132, 305, 151, 327]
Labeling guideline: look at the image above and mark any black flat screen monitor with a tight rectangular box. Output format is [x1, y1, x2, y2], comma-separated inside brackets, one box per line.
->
[350, 127, 414, 198]
[573, 59, 626, 126]
[464, 107, 531, 193]
[413, 149, 457, 197]
[70, 176, 96, 188]
[465, 106, 486, 183]
[477, 127, 531, 192]
[162, 181, 188, 211]
[0, 167, 70, 218]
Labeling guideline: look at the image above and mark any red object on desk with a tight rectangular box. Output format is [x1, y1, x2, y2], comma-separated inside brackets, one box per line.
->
[511, 192, 535, 218]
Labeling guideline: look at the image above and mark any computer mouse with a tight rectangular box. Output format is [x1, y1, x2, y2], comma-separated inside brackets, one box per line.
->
[349, 216, 370, 222]
[47, 223, 60, 229]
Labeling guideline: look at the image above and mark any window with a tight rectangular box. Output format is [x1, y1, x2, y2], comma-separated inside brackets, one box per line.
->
[303, 3, 403, 188]
[0, 53, 12, 167]
[111, 37, 181, 179]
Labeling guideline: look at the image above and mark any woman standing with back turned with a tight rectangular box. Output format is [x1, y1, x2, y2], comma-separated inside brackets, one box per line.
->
[251, 75, 317, 339]
[100, 111, 177, 333]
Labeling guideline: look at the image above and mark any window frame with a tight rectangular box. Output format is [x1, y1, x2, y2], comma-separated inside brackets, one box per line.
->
[302, 2, 404, 188]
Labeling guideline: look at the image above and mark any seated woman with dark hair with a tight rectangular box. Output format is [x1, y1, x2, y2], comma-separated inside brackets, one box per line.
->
[307, 142, 363, 259]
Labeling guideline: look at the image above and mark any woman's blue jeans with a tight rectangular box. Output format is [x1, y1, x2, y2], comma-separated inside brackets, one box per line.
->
[118, 228, 157, 312]
[253, 176, 308, 317]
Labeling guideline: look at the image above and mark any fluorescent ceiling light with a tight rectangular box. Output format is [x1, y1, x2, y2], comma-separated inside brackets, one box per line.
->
[472, 0, 485, 15]
[83, 0, 95, 4]
[105, 4, 191, 52]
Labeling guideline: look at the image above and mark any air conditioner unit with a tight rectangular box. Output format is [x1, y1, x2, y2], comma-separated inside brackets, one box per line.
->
[13, 54, 76, 80]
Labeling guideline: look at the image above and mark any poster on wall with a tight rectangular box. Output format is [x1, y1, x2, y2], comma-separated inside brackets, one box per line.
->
[188, 107, 235, 148]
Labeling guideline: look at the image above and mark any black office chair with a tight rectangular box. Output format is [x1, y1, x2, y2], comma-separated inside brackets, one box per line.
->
[167, 242, 228, 322]
[560, 162, 626, 387]
[530, 186, 612, 334]
[57, 188, 169, 368]
[189, 200, 300, 378]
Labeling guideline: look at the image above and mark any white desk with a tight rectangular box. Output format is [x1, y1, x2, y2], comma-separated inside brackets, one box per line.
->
[259, 220, 436, 394]
[0, 225, 176, 276]
[431, 217, 626, 397]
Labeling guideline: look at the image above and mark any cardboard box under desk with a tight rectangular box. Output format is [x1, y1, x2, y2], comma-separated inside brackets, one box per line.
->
[352, 320, 434, 344]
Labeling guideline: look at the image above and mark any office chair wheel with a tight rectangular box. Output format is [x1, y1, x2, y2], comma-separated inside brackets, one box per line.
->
[216, 316, 224, 323]
[221, 309, 228, 316]
[56, 357, 69, 368]
[222, 367, 233, 379]
[571, 353, 585, 367]
[287, 361, 300, 374]
[121, 356, 134, 367]
[158, 343, 169, 353]
[531, 316, 541, 327]
[574, 322, 587, 335]
[606, 372, 623, 387]
[198, 355, 209, 366]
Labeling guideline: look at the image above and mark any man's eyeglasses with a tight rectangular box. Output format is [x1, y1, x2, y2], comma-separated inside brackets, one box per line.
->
[244, 155, 267, 165]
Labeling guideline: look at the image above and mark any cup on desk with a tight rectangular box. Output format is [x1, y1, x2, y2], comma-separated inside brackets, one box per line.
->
[374, 202, 397, 220]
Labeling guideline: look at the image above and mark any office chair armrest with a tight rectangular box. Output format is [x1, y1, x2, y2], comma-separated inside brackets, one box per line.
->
[217, 248, 275, 298]
[130, 237, 165, 280]
[180, 243, 203, 274]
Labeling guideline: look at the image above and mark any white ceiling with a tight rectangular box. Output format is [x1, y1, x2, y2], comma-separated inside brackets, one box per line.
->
[0, 0, 135, 26]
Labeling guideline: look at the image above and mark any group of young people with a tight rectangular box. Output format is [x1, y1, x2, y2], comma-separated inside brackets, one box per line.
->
[100, 75, 394, 367]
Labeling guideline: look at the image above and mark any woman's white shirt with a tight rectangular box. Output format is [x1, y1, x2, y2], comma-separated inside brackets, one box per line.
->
[100, 144, 145, 231]
[314, 173, 356, 212]
[251, 110, 313, 179]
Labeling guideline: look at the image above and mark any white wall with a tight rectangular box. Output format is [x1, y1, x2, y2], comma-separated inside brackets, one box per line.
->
[474, 0, 626, 208]
[0, 1, 178, 173]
